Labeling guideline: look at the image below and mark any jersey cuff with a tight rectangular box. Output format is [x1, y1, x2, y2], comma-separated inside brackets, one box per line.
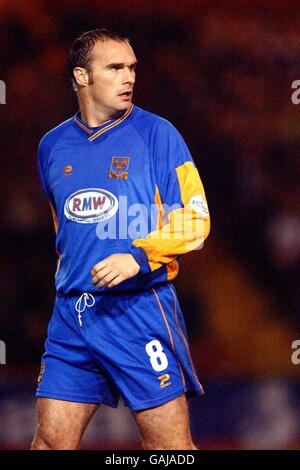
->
[130, 245, 151, 274]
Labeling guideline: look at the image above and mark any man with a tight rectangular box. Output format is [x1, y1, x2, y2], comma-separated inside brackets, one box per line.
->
[31, 28, 210, 450]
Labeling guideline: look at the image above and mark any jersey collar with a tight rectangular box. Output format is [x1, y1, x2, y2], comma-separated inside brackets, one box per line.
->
[73, 104, 134, 141]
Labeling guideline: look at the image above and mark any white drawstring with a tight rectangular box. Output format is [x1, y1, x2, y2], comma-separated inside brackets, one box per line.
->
[75, 293, 95, 327]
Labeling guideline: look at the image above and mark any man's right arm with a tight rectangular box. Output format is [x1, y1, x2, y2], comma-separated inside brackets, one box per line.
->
[37, 137, 58, 234]
[37, 138, 53, 204]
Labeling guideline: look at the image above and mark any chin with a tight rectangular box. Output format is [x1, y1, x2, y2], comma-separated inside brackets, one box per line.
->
[110, 101, 131, 117]
[119, 101, 131, 110]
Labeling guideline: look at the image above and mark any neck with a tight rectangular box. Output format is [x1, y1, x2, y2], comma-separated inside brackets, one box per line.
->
[78, 97, 121, 127]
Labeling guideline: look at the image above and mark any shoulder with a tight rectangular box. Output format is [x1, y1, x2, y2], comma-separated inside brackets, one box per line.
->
[130, 106, 181, 145]
[38, 117, 73, 156]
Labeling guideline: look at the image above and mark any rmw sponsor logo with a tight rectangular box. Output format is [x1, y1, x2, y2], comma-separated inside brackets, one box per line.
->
[64, 188, 118, 224]
[0, 80, 5, 104]
[72, 195, 106, 211]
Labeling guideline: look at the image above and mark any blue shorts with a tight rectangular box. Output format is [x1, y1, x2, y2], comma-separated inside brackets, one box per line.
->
[36, 283, 204, 410]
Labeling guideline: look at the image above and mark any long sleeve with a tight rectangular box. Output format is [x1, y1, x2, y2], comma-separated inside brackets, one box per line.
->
[37, 138, 55, 206]
[37, 137, 58, 232]
[130, 121, 210, 274]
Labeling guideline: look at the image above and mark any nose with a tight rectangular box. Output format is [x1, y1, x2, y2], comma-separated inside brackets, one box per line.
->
[122, 67, 135, 85]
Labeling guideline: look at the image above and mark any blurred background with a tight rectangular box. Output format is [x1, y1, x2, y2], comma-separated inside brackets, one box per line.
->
[0, 0, 300, 449]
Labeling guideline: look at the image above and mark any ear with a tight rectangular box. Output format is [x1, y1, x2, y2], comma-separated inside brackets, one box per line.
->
[73, 67, 89, 88]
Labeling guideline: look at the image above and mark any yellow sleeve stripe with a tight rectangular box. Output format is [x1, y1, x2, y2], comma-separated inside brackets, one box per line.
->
[148, 185, 178, 274]
[154, 184, 164, 231]
[49, 203, 58, 234]
[55, 256, 61, 277]
[145, 188, 179, 276]
[166, 259, 179, 281]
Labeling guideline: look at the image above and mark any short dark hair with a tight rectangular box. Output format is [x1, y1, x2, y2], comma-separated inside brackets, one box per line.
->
[68, 28, 130, 90]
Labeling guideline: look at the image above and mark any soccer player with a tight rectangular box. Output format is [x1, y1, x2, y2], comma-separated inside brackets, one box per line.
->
[31, 28, 210, 450]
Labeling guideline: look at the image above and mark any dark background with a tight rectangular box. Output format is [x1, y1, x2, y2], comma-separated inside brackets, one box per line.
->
[0, 0, 299, 449]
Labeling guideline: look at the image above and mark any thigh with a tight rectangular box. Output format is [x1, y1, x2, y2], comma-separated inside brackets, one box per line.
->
[31, 398, 99, 450]
[37, 295, 120, 408]
[132, 394, 197, 450]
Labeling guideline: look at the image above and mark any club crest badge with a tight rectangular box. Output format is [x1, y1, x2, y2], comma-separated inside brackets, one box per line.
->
[109, 157, 130, 179]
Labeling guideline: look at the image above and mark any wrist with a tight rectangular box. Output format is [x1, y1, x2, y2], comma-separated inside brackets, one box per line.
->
[129, 246, 151, 274]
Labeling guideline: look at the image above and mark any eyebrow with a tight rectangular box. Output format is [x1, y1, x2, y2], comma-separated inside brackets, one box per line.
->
[106, 61, 137, 69]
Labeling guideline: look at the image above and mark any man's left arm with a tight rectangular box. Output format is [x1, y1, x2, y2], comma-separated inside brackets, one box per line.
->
[129, 160, 210, 274]
[91, 123, 210, 288]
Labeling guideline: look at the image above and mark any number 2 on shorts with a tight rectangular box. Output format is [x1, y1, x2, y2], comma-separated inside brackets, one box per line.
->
[145, 339, 168, 372]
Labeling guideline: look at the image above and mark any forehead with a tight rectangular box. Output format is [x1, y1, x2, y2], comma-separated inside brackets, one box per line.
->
[90, 39, 136, 65]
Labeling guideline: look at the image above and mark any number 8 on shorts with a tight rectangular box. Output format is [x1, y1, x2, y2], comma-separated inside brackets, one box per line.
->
[145, 339, 168, 372]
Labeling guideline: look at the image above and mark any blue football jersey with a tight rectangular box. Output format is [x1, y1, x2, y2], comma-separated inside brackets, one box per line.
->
[37, 104, 210, 295]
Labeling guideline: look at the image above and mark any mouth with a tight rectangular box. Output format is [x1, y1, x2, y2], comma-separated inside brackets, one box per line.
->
[119, 91, 132, 100]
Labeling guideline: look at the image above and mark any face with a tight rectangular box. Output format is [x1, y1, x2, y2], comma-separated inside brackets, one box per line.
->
[84, 39, 137, 115]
